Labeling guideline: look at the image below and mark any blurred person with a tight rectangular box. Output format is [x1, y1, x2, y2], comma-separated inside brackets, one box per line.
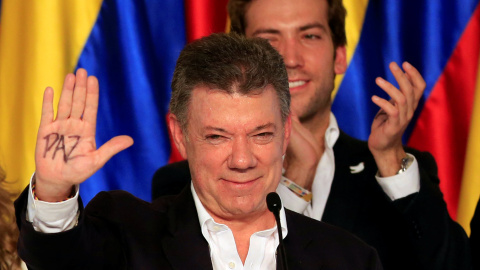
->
[0, 166, 24, 270]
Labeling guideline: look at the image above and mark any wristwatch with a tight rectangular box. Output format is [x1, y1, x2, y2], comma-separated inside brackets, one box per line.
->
[397, 155, 413, 175]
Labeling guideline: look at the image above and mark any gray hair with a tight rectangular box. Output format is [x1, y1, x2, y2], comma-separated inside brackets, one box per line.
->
[170, 32, 290, 131]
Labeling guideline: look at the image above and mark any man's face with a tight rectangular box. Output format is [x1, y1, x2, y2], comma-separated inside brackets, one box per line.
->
[171, 85, 291, 221]
[244, 0, 346, 121]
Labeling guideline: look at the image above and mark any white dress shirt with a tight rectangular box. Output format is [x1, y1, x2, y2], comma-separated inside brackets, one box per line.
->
[192, 183, 288, 270]
[276, 113, 420, 220]
[27, 174, 80, 233]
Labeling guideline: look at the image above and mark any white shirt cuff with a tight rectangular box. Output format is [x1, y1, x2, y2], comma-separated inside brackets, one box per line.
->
[276, 178, 309, 213]
[27, 173, 80, 233]
[375, 153, 420, 201]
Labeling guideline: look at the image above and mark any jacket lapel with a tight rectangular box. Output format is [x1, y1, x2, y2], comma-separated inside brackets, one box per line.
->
[322, 131, 377, 232]
[281, 210, 324, 270]
[161, 187, 213, 270]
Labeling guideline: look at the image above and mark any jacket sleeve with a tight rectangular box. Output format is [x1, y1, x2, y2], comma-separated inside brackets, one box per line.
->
[15, 187, 127, 270]
[394, 150, 472, 270]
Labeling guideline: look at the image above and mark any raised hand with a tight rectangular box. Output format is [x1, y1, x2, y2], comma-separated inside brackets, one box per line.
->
[34, 69, 133, 202]
[368, 62, 425, 176]
[283, 115, 323, 190]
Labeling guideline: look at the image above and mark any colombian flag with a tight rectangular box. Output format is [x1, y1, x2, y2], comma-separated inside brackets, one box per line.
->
[0, 0, 479, 234]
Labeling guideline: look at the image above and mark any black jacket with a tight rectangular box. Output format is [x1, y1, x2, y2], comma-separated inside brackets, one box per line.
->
[152, 131, 471, 270]
[15, 183, 382, 269]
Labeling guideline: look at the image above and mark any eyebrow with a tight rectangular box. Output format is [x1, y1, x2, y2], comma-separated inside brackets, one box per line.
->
[251, 22, 328, 36]
[299, 23, 328, 32]
[251, 28, 281, 36]
[250, 123, 276, 134]
[204, 126, 229, 134]
[203, 123, 276, 134]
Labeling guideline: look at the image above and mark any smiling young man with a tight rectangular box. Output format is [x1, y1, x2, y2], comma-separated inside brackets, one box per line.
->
[15, 33, 383, 269]
[152, 0, 472, 269]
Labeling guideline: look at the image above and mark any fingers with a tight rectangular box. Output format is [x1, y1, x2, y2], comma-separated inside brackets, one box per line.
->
[374, 77, 405, 124]
[95, 135, 134, 168]
[372, 95, 399, 122]
[83, 76, 99, 129]
[389, 62, 413, 117]
[375, 62, 420, 123]
[56, 73, 76, 120]
[40, 87, 55, 127]
[402, 61, 426, 106]
[375, 76, 405, 105]
[55, 68, 98, 124]
[70, 69, 88, 119]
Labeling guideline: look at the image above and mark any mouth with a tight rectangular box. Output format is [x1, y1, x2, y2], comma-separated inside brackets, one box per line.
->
[221, 177, 261, 189]
[288, 80, 307, 91]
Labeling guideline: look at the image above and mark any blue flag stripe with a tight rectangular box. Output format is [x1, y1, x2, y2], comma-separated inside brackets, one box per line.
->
[76, 0, 187, 203]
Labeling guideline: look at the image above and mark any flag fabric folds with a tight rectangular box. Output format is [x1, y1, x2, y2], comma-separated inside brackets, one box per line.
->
[0, 0, 186, 203]
[0, 0, 479, 233]
[75, 0, 186, 203]
[0, 0, 103, 194]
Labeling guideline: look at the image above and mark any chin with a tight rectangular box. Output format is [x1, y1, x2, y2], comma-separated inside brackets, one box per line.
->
[228, 198, 264, 214]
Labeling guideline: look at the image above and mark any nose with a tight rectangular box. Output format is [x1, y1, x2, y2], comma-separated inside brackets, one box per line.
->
[228, 137, 257, 170]
[277, 38, 303, 69]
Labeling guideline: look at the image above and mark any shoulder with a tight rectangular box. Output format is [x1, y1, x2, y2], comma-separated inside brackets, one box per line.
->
[334, 131, 372, 163]
[85, 190, 173, 224]
[152, 160, 191, 199]
[335, 130, 370, 152]
[404, 145, 438, 176]
[333, 131, 378, 176]
[286, 209, 370, 247]
[88, 190, 150, 209]
[285, 209, 381, 268]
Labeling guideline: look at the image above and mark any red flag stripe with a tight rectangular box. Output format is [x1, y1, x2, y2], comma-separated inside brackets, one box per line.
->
[184, 0, 229, 43]
[408, 4, 480, 218]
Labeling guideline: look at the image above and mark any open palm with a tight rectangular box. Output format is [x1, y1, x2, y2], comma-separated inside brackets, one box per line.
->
[34, 69, 133, 202]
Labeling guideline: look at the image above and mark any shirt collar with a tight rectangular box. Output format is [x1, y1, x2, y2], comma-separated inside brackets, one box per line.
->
[325, 112, 340, 149]
[190, 182, 288, 238]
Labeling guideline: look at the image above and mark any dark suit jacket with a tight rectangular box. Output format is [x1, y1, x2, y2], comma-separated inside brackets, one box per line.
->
[152, 131, 471, 270]
[15, 184, 383, 270]
[471, 198, 480, 270]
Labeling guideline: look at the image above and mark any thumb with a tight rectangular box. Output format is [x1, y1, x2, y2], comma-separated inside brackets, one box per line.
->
[95, 135, 134, 168]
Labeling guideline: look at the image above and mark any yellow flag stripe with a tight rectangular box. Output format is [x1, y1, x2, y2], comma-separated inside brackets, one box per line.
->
[0, 0, 103, 193]
[457, 53, 480, 235]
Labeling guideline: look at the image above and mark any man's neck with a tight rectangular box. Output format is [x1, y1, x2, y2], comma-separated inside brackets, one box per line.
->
[212, 209, 276, 263]
[301, 108, 331, 148]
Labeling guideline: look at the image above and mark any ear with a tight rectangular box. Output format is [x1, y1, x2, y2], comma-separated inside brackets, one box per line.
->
[334, 45, 347, 75]
[168, 113, 188, 159]
[282, 114, 292, 155]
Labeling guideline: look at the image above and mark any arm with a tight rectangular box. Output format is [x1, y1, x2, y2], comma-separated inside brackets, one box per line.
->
[400, 151, 471, 269]
[369, 63, 471, 268]
[16, 69, 133, 268]
[34, 68, 132, 202]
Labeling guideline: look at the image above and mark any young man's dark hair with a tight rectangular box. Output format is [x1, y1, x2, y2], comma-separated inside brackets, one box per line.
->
[227, 0, 347, 48]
